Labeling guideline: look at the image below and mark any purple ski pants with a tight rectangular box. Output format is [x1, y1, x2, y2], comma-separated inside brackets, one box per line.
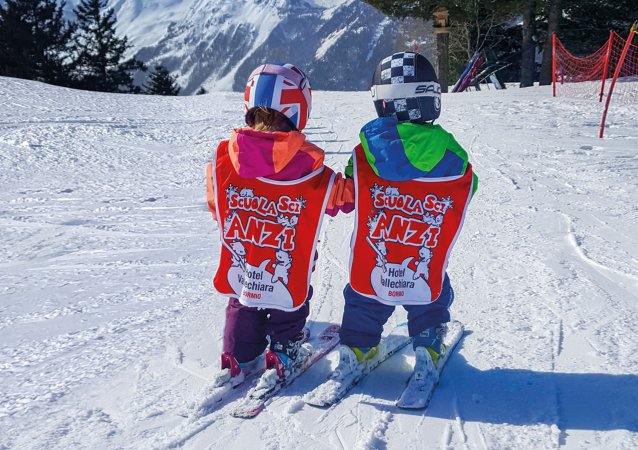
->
[223, 286, 312, 363]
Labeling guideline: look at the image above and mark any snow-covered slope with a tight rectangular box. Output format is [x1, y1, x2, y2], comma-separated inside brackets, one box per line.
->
[1, 77, 637, 449]
[63, 0, 400, 94]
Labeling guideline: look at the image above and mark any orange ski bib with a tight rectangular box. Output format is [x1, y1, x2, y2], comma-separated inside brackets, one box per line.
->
[210, 141, 335, 311]
[350, 144, 474, 305]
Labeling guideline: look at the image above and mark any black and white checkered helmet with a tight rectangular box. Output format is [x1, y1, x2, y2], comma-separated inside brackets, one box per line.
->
[371, 52, 441, 123]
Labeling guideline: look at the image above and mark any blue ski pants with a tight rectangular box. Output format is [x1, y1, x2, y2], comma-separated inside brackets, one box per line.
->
[339, 274, 454, 349]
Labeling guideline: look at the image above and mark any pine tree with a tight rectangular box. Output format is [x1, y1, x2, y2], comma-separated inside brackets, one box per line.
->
[559, 0, 635, 55]
[70, 0, 143, 93]
[195, 86, 207, 95]
[0, 0, 74, 85]
[538, 0, 561, 85]
[534, 0, 634, 86]
[519, 0, 537, 87]
[144, 64, 181, 96]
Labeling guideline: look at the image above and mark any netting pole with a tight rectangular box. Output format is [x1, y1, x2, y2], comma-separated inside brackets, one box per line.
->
[599, 31, 614, 102]
[599, 22, 638, 138]
[552, 33, 557, 97]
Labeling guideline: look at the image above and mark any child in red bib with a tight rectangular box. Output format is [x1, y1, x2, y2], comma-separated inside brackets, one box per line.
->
[334, 52, 478, 386]
[205, 63, 353, 385]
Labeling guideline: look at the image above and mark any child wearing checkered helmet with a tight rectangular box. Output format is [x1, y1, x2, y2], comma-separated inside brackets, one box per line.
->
[371, 51, 441, 123]
[331, 52, 478, 403]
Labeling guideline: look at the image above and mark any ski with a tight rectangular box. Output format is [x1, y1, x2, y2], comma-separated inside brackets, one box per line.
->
[185, 327, 312, 419]
[303, 323, 413, 408]
[230, 324, 340, 419]
[396, 320, 464, 409]
[183, 357, 262, 419]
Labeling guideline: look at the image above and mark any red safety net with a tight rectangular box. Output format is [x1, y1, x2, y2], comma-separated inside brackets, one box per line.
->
[553, 34, 613, 99]
[605, 31, 638, 105]
[553, 26, 638, 137]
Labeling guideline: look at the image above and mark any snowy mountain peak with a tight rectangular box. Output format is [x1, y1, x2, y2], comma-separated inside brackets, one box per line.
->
[62, 0, 421, 94]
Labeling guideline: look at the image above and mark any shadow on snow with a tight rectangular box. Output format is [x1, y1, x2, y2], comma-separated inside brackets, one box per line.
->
[426, 338, 638, 432]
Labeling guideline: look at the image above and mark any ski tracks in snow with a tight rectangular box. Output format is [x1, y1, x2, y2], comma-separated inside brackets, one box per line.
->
[444, 89, 638, 449]
[0, 79, 230, 449]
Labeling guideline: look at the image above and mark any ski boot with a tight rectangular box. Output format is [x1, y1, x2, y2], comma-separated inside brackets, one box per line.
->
[331, 344, 377, 380]
[395, 324, 448, 409]
[186, 352, 262, 417]
[252, 334, 310, 397]
[408, 323, 448, 389]
[212, 352, 261, 388]
[268, 332, 312, 379]
[413, 323, 448, 368]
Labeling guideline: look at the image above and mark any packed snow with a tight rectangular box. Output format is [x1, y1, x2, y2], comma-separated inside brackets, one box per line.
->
[1, 77, 637, 449]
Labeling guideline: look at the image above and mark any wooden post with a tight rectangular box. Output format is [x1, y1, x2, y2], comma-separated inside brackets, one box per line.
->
[432, 7, 450, 93]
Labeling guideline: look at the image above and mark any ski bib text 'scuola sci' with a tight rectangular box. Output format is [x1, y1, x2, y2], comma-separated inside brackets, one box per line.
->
[350, 145, 474, 305]
[210, 141, 335, 311]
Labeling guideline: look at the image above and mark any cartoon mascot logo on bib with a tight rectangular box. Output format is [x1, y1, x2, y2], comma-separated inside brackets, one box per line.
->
[222, 184, 307, 308]
[365, 183, 453, 302]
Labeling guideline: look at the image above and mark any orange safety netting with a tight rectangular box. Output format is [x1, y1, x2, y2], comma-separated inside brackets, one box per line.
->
[553, 27, 638, 137]
[553, 34, 612, 99]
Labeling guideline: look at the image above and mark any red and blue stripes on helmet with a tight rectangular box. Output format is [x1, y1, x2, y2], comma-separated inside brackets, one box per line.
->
[244, 63, 312, 131]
